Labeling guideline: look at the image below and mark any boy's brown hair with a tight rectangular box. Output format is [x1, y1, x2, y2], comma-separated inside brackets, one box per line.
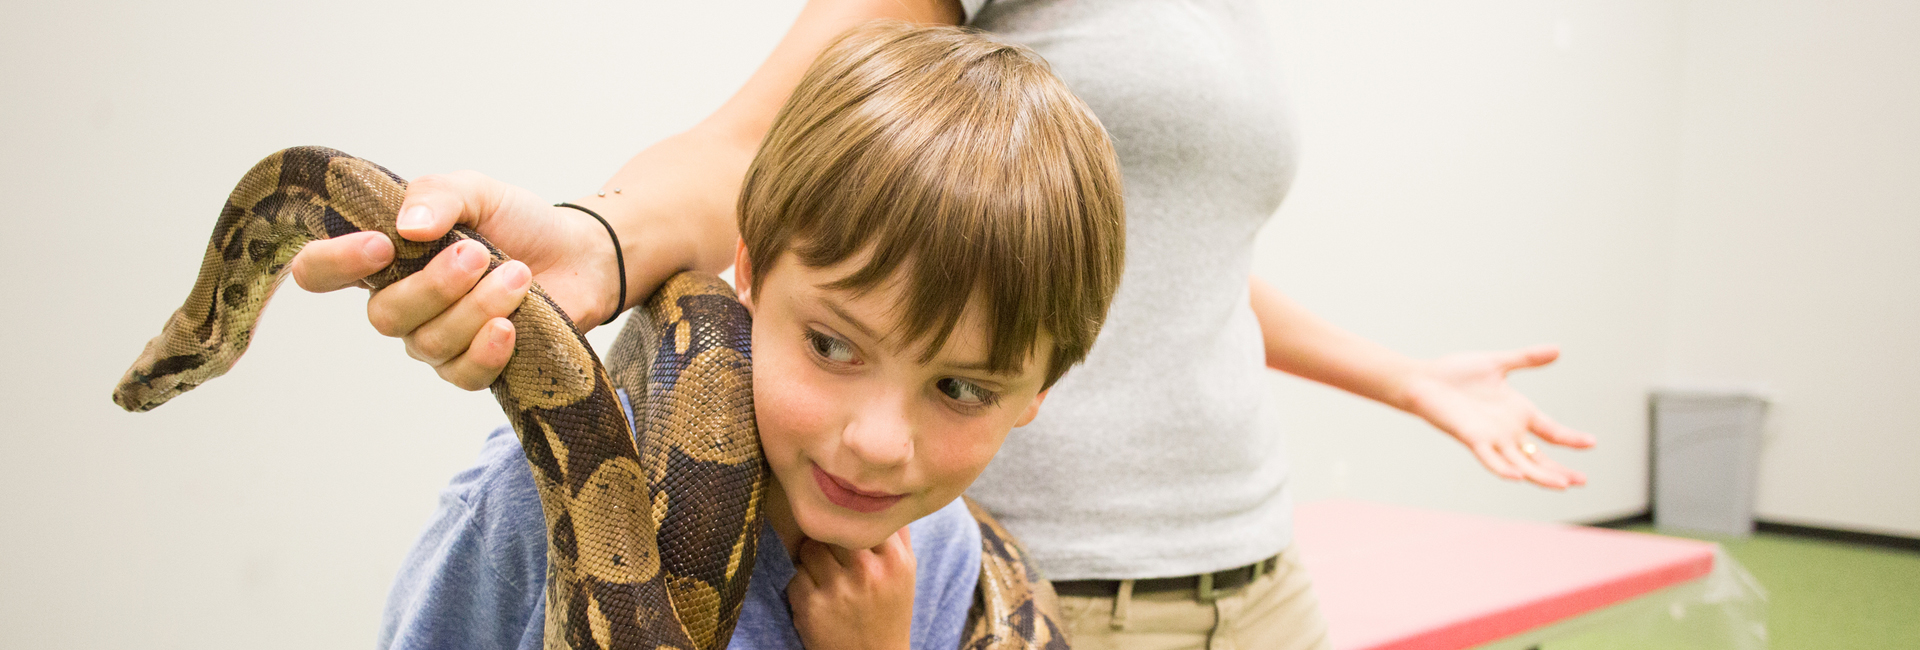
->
[739, 22, 1125, 388]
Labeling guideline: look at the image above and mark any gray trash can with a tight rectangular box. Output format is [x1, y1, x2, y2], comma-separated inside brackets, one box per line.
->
[1651, 390, 1768, 537]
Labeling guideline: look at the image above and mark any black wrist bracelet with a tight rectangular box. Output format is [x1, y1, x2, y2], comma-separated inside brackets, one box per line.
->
[554, 202, 627, 326]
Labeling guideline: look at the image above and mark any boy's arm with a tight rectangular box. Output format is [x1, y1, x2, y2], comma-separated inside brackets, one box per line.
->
[287, 0, 965, 390]
[1247, 276, 1597, 489]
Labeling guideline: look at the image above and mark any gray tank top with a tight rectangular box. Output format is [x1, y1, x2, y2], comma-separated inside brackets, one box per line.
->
[960, 0, 1302, 580]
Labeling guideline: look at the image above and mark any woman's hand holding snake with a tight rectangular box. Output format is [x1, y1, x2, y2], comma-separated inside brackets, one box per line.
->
[288, 170, 620, 390]
[1399, 344, 1597, 490]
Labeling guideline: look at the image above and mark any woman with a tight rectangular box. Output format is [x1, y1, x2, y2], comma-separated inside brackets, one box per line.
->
[293, 1, 1594, 648]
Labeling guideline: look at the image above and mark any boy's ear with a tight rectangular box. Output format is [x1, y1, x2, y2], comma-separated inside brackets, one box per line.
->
[733, 239, 753, 311]
[1015, 389, 1049, 428]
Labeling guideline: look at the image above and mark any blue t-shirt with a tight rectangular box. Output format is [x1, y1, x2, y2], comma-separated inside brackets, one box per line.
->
[378, 393, 981, 650]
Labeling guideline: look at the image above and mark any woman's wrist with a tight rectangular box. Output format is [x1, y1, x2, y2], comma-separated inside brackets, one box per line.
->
[552, 126, 757, 326]
[562, 192, 708, 323]
[553, 202, 628, 326]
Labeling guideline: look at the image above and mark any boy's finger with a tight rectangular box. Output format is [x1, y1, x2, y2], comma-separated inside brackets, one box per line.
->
[879, 527, 913, 561]
[795, 540, 840, 585]
[367, 240, 489, 338]
[290, 232, 391, 293]
[824, 543, 860, 570]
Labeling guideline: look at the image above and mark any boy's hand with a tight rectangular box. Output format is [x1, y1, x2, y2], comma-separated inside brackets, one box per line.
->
[788, 528, 915, 650]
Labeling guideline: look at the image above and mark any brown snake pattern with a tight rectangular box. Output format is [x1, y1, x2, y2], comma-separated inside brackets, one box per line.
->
[113, 147, 1067, 650]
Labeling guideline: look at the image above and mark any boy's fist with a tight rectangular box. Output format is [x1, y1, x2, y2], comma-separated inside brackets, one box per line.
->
[788, 527, 915, 650]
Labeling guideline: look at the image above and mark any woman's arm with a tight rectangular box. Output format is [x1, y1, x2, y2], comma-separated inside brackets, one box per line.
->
[1248, 276, 1596, 489]
[290, 0, 963, 389]
[563, 0, 969, 295]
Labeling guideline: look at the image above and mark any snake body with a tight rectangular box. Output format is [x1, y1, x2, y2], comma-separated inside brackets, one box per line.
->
[114, 147, 1066, 649]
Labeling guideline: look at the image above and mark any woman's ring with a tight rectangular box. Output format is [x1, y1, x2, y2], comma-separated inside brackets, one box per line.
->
[1521, 442, 1539, 456]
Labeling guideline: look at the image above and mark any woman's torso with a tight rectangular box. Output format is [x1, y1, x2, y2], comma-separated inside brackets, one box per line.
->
[963, 0, 1302, 580]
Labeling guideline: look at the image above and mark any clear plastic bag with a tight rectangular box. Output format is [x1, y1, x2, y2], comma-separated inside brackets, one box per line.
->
[1483, 548, 1770, 650]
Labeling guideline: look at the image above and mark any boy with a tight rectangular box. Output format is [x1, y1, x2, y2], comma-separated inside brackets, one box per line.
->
[380, 22, 1124, 650]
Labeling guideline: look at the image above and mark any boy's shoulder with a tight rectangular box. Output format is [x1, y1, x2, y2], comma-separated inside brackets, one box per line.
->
[380, 425, 548, 650]
[434, 423, 548, 550]
[911, 497, 984, 567]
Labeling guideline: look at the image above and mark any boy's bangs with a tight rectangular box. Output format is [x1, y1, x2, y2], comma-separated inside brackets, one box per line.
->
[740, 23, 1124, 387]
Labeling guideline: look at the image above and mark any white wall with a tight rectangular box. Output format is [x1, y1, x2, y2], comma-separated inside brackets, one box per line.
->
[0, 2, 798, 648]
[4, 1, 1916, 648]
[1663, 0, 1920, 537]
[1255, 0, 1684, 523]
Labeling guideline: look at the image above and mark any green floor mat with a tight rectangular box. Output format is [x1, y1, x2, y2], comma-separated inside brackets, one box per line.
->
[1544, 526, 1920, 650]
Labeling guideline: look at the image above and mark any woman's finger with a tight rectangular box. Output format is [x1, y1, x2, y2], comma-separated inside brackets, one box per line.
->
[1499, 442, 1570, 490]
[367, 240, 490, 338]
[431, 319, 516, 391]
[1496, 344, 1560, 372]
[1528, 451, 1587, 488]
[1472, 442, 1524, 481]
[404, 261, 532, 365]
[290, 232, 392, 293]
[396, 171, 499, 242]
[1531, 412, 1596, 449]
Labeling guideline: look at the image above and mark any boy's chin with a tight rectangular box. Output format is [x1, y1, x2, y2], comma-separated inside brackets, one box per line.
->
[795, 508, 909, 551]
[806, 517, 902, 548]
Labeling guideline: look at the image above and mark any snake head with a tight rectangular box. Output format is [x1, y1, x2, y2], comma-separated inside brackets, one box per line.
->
[112, 352, 209, 412]
[113, 329, 227, 414]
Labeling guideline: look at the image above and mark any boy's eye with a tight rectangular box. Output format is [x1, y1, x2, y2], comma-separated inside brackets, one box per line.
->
[805, 330, 856, 363]
[936, 378, 997, 407]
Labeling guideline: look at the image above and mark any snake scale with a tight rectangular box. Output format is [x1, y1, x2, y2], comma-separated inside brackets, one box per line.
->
[113, 146, 1067, 650]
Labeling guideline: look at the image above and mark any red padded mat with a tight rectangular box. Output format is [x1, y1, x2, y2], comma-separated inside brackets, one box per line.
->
[1294, 500, 1716, 650]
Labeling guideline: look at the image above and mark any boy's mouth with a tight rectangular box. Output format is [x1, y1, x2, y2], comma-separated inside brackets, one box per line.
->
[811, 465, 906, 514]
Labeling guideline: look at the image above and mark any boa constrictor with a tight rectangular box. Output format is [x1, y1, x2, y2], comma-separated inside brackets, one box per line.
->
[112, 146, 1067, 650]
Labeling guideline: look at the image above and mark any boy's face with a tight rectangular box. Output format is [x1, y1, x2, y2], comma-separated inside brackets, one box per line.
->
[735, 243, 1049, 551]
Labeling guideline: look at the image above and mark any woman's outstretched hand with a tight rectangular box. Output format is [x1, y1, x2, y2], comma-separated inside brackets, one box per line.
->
[1400, 344, 1597, 490]
[288, 171, 620, 390]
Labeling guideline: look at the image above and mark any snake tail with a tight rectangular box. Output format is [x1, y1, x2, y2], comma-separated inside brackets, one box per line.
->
[964, 497, 1071, 650]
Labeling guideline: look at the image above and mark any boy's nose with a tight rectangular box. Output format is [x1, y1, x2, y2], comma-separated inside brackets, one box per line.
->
[841, 389, 915, 467]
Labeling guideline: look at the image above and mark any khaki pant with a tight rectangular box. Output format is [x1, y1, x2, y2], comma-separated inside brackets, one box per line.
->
[1055, 546, 1332, 650]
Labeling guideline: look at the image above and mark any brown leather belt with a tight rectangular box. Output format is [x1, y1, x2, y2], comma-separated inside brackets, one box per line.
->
[1052, 556, 1280, 602]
